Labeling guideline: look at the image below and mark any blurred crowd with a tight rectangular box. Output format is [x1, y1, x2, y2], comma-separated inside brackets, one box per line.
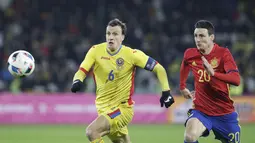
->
[0, 0, 255, 95]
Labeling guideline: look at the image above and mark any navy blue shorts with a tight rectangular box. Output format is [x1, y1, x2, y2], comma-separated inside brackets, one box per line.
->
[185, 109, 241, 143]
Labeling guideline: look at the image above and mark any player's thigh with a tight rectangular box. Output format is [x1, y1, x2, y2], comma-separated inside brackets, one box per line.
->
[102, 103, 134, 135]
[213, 127, 240, 143]
[185, 109, 212, 138]
[107, 126, 129, 142]
[111, 134, 131, 143]
[212, 112, 241, 143]
[185, 118, 207, 138]
[86, 115, 110, 137]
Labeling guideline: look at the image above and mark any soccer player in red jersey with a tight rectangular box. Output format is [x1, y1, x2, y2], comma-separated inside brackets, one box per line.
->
[180, 20, 241, 143]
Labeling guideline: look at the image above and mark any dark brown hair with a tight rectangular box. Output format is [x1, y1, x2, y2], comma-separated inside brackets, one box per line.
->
[195, 20, 215, 35]
[108, 18, 127, 35]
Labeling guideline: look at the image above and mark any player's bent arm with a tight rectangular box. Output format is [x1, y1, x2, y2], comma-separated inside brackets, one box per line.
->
[213, 71, 240, 86]
[152, 63, 170, 91]
[73, 67, 88, 82]
[71, 47, 96, 93]
[179, 59, 190, 90]
[212, 48, 240, 86]
[73, 46, 96, 82]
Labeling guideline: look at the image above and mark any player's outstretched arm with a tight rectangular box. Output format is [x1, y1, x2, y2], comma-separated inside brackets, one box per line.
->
[152, 63, 170, 92]
[179, 59, 190, 91]
[152, 63, 175, 108]
[179, 55, 193, 99]
[131, 49, 174, 108]
[71, 46, 96, 93]
[71, 69, 87, 93]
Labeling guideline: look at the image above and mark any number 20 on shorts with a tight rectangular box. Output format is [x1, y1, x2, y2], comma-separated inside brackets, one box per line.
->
[228, 132, 240, 143]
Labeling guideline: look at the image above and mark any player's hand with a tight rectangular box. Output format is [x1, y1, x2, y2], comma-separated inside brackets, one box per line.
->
[180, 88, 194, 99]
[160, 90, 175, 108]
[201, 56, 215, 76]
[71, 80, 83, 93]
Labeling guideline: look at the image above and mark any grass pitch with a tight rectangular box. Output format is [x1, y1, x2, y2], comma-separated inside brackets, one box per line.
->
[1, 124, 254, 143]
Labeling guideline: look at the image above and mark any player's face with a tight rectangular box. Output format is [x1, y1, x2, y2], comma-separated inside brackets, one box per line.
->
[106, 26, 124, 51]
[194, 28, 214, 54]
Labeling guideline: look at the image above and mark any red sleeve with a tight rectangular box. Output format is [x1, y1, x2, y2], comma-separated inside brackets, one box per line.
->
[179, 59, 190, 90]
[213, 49, 240, 86]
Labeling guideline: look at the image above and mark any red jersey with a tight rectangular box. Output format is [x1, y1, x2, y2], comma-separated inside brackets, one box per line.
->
[180, 44, 240, 116]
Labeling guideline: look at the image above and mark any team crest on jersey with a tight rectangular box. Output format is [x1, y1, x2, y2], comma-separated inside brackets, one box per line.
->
[210, 57, 219, 68]
[116, 57, 124, 70]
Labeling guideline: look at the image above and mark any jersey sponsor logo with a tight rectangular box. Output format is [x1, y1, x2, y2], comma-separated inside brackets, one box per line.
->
[188, 113, 194, 117]
[73, 80, 80, 84]
[164, 96, 172, 103]
[101, 56, 110, 60]
[192, 61, 197, 66]
[210, 57, 219, 68]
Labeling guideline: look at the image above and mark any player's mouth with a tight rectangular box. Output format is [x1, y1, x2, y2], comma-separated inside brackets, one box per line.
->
[199, 49, 205, 53]
[108, 41, 114, 45]
[196, 43, 201, 47]
[197, 47, 205, 54]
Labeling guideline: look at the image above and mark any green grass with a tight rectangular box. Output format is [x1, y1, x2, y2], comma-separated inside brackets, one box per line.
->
[1, 124, 254, 143]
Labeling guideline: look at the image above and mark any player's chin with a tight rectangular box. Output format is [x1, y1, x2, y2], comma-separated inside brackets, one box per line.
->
[107, 45, 116, 51]
[197, 48, 205, 54]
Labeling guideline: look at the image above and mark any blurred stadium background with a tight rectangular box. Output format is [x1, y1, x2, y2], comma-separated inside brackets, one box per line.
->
[0, 0, 255, 142]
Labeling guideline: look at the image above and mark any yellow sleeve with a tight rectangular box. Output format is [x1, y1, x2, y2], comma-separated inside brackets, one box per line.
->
[152, 64, 170, 91]
[132, 49, 149, 68]
[132, 49, 170, 91]
[73, 46, 96, 82]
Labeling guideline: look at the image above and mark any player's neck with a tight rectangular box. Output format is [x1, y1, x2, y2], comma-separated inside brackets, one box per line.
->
[107, 45, 122, 55]
[203, 44, 214, 55]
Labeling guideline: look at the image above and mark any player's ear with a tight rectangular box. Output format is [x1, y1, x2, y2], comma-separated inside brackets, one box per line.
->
[122, 35, 125, 41]
[210, 34, 215, 41]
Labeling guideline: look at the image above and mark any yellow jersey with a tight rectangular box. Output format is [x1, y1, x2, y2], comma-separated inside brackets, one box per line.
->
[78, 42, 158, 110]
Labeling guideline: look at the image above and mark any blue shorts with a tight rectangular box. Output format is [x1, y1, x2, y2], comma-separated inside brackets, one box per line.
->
[185, 109, 241, 143]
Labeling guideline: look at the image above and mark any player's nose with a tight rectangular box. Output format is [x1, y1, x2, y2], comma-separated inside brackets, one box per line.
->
[108, 34, 114, 39]
[107, 37, 113, 41]
[196, 39, 201, 43]
[196, 37, 202, 42]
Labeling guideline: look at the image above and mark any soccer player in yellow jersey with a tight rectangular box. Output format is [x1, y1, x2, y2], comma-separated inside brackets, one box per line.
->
[71, 18, 175, 143]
